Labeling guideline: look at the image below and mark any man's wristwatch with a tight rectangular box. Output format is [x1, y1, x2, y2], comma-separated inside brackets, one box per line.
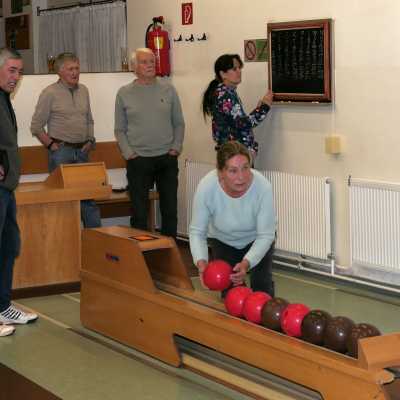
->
[47, 140, 54, 149]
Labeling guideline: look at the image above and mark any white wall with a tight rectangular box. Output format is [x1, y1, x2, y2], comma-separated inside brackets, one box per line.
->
[13, 72, 133, 228]
[13, 72, 133, 145]
[126, 0, 400, 268]
[11, 0, 400, 270]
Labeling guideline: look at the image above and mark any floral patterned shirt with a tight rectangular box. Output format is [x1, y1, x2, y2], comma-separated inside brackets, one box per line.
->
[211, 83, 271, 153]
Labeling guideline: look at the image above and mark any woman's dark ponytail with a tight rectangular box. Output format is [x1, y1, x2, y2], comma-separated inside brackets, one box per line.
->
[202, 79, 219, 118]
[201, 54, 243, 119]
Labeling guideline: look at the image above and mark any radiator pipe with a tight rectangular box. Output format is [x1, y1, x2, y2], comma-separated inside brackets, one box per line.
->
[274, 253, 334, 270]
[274, 259, 400, 295]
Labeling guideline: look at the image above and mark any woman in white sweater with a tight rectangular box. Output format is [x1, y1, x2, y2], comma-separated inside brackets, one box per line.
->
[189, 141, 276, 296]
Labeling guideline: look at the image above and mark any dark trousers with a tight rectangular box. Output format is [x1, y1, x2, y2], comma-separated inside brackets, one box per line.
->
[48, 146, 101, 228]
[209, 238, 275, 297]
[0, 188, 20, 312]
[126, 154, 178, 238]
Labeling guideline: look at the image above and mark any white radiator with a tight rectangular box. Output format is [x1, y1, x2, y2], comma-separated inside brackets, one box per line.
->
[264, 171, 332, 260]
[349, 177, 400, 271]
[183, 160, 332, 261]
[184, 160, 214, 236]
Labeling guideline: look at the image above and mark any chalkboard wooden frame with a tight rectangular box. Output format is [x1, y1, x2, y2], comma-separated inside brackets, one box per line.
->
[268, 19, 332, 103]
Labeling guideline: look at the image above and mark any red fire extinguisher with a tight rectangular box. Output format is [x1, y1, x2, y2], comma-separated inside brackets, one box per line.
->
[145, 16, 171, 77]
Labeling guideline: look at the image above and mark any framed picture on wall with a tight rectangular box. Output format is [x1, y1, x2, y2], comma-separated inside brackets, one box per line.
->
[5, 14, 29, 49]
[267, 19, 332, 103]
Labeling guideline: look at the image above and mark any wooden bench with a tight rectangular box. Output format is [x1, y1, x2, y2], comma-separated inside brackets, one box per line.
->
[19, 141, 158, 230]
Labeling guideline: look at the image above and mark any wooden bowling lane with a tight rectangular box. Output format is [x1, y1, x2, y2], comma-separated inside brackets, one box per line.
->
[141, 284, 400, 399]
[156, 280, 225, 311]
[176, 336, 322, 400]
[153, 283, 400, 400]
[80, 227, 400, 400]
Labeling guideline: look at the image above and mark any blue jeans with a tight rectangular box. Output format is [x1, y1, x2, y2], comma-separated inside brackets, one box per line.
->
[49, 146, 101, 228]
[0, 188, 20, 312]
[126, 154, 178, 238]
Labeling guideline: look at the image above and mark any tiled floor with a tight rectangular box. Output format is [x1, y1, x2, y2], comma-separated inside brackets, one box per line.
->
[2, 247, 400, 399]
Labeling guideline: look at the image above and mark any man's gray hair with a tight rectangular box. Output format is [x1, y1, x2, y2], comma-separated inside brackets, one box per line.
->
[130, 48, 154, 70]
[0, 48, 22, 69]
[54, 52, 79, 73]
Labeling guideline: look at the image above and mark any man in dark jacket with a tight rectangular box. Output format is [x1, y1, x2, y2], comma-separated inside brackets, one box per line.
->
[0, 48, 37, 336]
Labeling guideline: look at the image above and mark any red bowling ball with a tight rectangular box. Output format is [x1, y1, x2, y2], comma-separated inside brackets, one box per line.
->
[243, 291, 272, 324]
[203, 260, 232, 291]
[224, 286, 253, 318]
[281, 303, 310, 337]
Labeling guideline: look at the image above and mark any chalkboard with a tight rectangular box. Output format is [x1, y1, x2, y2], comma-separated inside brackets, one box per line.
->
[267, 19, 332, 103]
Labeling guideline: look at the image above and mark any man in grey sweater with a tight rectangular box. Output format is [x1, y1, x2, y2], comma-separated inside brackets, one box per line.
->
[114, 48, 185, 238]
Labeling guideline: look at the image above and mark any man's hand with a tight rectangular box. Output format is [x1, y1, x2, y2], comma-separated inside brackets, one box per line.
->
[0, 165, 4, 181]
[230, 259, 249, 286]
[168, 149, 179, 156]
[37, 131, 54, 150]
[48, 142, 60, 152]
[81, 141, 93, 153]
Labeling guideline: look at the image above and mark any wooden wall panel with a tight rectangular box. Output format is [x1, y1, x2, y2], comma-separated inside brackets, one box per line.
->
[19, 141, 126, 174]
[14, 201, 81, 288]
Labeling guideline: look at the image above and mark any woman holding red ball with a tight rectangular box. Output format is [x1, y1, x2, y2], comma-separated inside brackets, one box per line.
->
[189, 141, 276, 296]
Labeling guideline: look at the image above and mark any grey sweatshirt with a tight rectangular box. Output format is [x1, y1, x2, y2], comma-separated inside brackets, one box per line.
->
[114, 79, 185, 159]
[30, 80, 94, 143]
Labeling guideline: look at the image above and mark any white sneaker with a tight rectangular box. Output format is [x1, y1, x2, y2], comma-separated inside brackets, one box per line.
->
[0, 305, 38, 325]
[0, 324, 15, 336]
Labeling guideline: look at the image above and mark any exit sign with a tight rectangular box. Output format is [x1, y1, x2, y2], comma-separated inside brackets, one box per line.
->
[182, 3, 193, 25]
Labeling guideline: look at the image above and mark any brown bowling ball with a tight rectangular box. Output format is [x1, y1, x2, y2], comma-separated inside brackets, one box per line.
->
[346, 323, 381, 358]
[323, 316, 355, 353]
[261, 297, 289, 331]
[301, 310, 332, 345]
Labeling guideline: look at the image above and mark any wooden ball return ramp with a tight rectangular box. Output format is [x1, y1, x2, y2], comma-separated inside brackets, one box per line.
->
[15, 162, 111, 289]
[80, 226, 400, 400]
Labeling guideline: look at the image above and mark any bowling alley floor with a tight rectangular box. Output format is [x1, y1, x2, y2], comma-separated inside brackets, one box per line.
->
[2, 242, 400, 400]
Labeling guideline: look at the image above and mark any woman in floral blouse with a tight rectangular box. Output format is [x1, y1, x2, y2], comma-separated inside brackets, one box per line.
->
[202, 54, 273, 158]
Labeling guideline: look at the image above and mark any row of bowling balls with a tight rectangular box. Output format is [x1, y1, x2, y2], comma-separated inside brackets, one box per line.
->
[224, 286, 381, 358]
[202, 260, 380, 358]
